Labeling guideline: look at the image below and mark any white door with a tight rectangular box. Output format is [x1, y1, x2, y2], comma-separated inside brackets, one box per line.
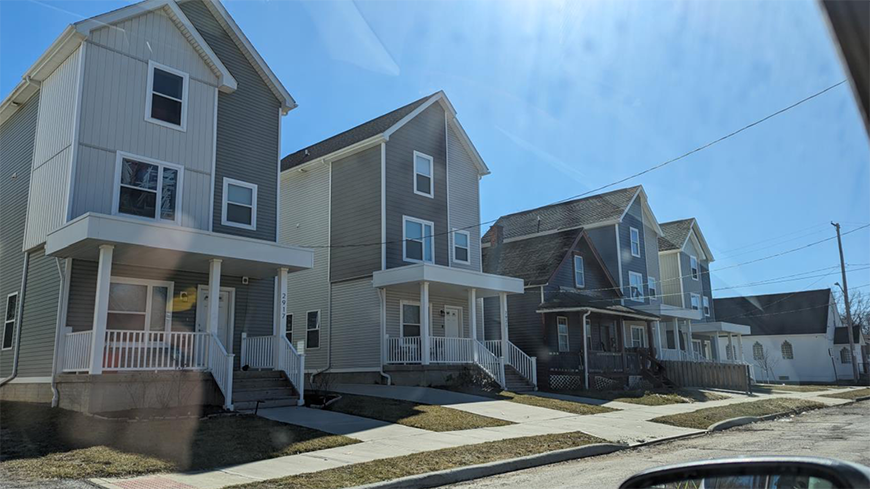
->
[444, 307, 462, 338]
[198, 288, 232, 351]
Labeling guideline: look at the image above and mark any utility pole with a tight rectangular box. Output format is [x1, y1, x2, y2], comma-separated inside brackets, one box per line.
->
[832, 222, 859, 382]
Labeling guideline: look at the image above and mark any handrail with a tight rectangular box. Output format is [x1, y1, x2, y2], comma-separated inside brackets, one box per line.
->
[102, 330, 210, 371]
[277, 336, 305, 405]
[505, 341, 537, 390]
[206, 333, 234, 410]
[430, 337, 474, 363]
[474, 340, 504, 387]
[385, 335, 422, 364]
[61, 328, 92, 372]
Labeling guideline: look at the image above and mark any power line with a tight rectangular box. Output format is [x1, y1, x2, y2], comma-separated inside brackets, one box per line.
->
[716, 283, 870, 322]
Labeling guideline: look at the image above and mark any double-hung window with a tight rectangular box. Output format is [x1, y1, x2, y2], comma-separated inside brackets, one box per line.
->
[557, 316, 569, 352]
[690, 293, 701, 311]
[690, 255, 699, 280]
[146, 61, 188, 130]
[453, 230, 470, 264]
[306, 311, 320, 348]
[404, 216, 434, 263]
[285, 314, 293, 343]
[648, 277, 657, 300]
[401, 302, 422, 337]
[702, 296, 711, 317]
[630, 326, 646, 348]
[116, 154, 183, 224]
[3, 293, 18, 350]
[629, 227, 641, 257]
[628, 271, 644, 302]
[413, 151, 434, 197]
[107, 277, 173, 331]
[574, 255, 585, 288]
[222, 178, 257, 230]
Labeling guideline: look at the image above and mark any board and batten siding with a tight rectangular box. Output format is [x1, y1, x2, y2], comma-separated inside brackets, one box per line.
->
[331, 278, 381, 370]
[280, 163, 331, 370]
[178, 0, 281, 242]
[0, 94, 39, 378]
[385, 288, 471, 339]
[23, 47, 82, 251]
[330, 146, 382, 282]
[659, 252, 682, 308]
[16, 248, 64, 377]
[446, 125, 481, 271]
[385, 103, 449, 269]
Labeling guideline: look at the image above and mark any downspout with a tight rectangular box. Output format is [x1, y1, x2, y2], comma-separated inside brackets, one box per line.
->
[309, 280, 332, 383]
[0, 253, 30, 387]
[582, 309, 591, 390]
[378, 288, 391, 385]
[50, 258, 68, 407]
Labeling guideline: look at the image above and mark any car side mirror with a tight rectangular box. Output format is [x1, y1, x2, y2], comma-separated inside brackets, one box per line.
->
[620, 457, 870, 489]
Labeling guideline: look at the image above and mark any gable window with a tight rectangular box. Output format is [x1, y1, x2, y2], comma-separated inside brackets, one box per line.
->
[690, 255, 699, 280]
[115, 155, 183, 224]
[285, 314, 293, 343]
[107, 277, 173, 331]
[690, 293, 701, 311]
[557, 316, 569, 352]
[3, 293, 18, 350]
[702, 296, 711, 317]
[453, 230, 470, 264]
[573, 255, 585, 288]
[629, 227, 641, 257]
[781, 341, 793, 360]
[306, 310, 320, 348]
[222, 178, 257, 230]
[413, 151, 434, 198]
[403, 216, 434, 263]
[628, 271, 644, 302]
[145, 61, 188, 130]
[840, 347, 851, 364]
[648, 277, 657, 300]
[753, 342, 764, 361]
[630, 326, 646, 348]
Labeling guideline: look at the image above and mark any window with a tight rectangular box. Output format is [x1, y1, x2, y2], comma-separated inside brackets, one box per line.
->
[115, 154, 183, 224]
[691, 339, 703, 357]
[145, 61, 188, 130]
[306, 310, 320, 348]
[702, 296, 711, 317]
[413, 151, 434, 197]
[573, 255, 585, 288]
[222, 178, 257, 230]
[840, 347, 851, 364]
[3, 293, 18, 350]
[628, 271, 644, 302]
[107, 277, 173, 331]
[453, 230, 470, 264]
[690, 293, 700, 311]
[403, 216, 434, 263]
[648, 277, 657, 300]
[629, 227, 641, 257]
[781, 340, 793, 360]
[690, 255, 699, 280]
[557, 316, 569, 352]
[401, 301, 432, 337]
[285, 314, 293, 343]
[630, 326, 646, 348]
[753, 342, 764, 361]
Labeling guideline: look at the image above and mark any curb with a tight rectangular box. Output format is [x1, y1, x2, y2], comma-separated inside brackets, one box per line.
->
[350, 443, 626, 489]
[709, 416, 758, 432]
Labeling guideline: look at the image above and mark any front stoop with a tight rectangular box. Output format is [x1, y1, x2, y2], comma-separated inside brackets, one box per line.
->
[504, 366, 535, 393]
[233, 370, 299, 410]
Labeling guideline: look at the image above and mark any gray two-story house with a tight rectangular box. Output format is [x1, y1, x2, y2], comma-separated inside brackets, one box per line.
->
[279, 92, 524, 389]
[0, 0, 314, 413]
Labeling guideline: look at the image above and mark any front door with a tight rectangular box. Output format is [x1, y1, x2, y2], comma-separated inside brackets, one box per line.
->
[444, 307, 462, 338]
[197, 287, 232, 352]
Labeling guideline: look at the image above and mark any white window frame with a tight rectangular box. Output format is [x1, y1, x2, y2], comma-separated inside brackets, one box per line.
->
[630, 325, 646, 348]
[628, 271, 644, 302]
[106, 276, 174, 332]
[285, 313, 293, 342]
[112, 152, 185, 225]
[452, 229, 471, 264]
[2, 292, 18, 350]
[413, 151, 434, 198]
[629, 227, 641, 257]
[305, 309, 321, 349]
[692, 339, 703, 357]
[648, 277, 657, 300]
[557, 316, 569, 352]
[403, 215, 435, 264]
[690, 293, 701, 311]
[145, 60, 189, 132]
[690, 255, 699, 280]
[573, 255, 585, 288]
[702, 296, 711, 317]
[399, 300, 432, 338]
[221, 178, 258, 230]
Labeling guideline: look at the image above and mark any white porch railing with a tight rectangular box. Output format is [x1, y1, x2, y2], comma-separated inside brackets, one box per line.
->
[483, 340, 502, 357]
[61, 328, 92, 372]
[102, 330, 210, 371]
[276, 336, 305, 405]
[430, 337, 474, 363]
[474, 340, 504, 387]
[240, 333, 274, 369]
[385, 335, 422, 364]
[206, 333, 234, 409]
[506, 341, 537, 389]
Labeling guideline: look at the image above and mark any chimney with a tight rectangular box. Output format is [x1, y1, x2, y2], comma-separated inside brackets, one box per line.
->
[489, 224, 504, 247]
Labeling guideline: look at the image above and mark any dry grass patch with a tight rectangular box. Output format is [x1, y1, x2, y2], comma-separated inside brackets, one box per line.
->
[563, 388, 729, 406]
[752, 384, 840, 394]
[229, 431, 606, 489]
[651, 398, 825, 430]
[326, 393, 511, 431]
[819, 388, 870, 400]
[498, 392, 615, 415]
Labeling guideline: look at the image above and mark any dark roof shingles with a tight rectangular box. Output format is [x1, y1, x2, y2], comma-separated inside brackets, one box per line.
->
[538, 291, 659, 319]
[482, 229, 580, 286]
[713, 289, 832, 336]
[658, 219, 694, 252]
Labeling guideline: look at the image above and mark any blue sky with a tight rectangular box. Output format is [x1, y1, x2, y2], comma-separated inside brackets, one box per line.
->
[2, 0, 868, 300]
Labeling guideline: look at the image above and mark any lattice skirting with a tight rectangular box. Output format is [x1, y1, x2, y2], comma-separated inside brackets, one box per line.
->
[549, 374, 584, 390]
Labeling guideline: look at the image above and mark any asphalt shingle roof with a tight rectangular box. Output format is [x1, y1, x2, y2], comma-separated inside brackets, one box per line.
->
[713, 289, 832, 336]
[538, 291, 659, 320]
[833, 326, 861, 345]
[482, 228, 581, 286]
[281, 93, 435, 171]
[658, 218, 694, 252]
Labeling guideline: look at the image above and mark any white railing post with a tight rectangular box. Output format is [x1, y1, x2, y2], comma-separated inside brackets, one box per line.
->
[89, 244, 114, 374]
[297, 340, 305, 406]
[225, 353, 234, 410]
[275, 267, 289, 370]
[421, 282, 430, 365]
[531, 356, 538, 390]
[498, 356, 506, 389]
[469, 288, 478, 362]
[240, 332, 248, 368]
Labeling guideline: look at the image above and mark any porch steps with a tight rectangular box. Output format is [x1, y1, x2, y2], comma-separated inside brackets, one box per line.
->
[233, 370, 299, 411]
[504, 365, 535, 393]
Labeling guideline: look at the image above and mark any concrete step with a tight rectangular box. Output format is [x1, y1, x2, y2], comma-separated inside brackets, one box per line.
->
[233, 387, 296, 402]
[234, 369, 285, 379]
[234, 396, 299, 411]
[233, 379, 291, 390]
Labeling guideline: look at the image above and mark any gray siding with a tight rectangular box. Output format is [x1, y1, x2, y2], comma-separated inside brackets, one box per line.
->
[385, 288, 472, 340]
[659, 252, 682, 307]
[385, 103, 448, 268]
[481, 288, 545, 358]
[446, 125, 481, 271]
[179, 0, 280, 242]
[330, 146, 382, 282]
[618, 197, 648, 305]
[587, 225, 618, 283]
[548, 238, 617, 299]
[17, 248, 63, 377]
[643, 222, 661, 303]
[0, 94, 39, 377]
[331, 278, 381, 370]
[681, 239, 704, 311]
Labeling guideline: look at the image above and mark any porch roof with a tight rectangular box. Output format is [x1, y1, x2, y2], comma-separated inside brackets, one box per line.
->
[635, 302, 702, 320]
[689, 321, 751, 335]
[536, 292, 659, 320]
[45, 213, 314, 279]
[372, 263, 524, 298]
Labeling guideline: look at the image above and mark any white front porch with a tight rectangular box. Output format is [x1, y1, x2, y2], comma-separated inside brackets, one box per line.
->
[656, 318, 750, 365]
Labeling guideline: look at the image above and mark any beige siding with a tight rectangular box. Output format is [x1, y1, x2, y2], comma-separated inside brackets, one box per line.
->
[447, 125, 481, 271]
[330, 278, 381, 370]
[385, 288, 471, 339]
[660, 252, 682, 307]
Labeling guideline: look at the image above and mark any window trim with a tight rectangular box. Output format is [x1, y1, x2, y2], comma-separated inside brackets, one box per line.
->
[452, 229, 471, 264]
[221, 178, 258, 231]
[702, 296, 711, 317]
[399, 300, 432, 338]
[106, 276, 174, 332]
[692, 339, 703, 357]
[628, 271, 644, 302]
[630, 325, 646, 348]
[412, 151, 434, 198]
[145, 60, 189, 132]
[112, 151, 185, 225]
[690, 293, 701, 311]
[403, 215, 435, 264]
[753, 341, 764, 360]
[2, 292, 19, 350]
[690, 255, 699, 281]
[648, 277, 657, 300]
[573, 255, 585, 288]
[556, 316, 569, 352]
[629, 227, 641, 257]
[305, 309, 321, 349]
[841, 347, 851, 364]
[285, 313, 293, 342]
[781, 340, 793, 360]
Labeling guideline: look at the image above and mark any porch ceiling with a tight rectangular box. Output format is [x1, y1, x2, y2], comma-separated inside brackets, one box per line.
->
[690, 321, 751, 335]
[45, 213, 314, 279]
[372, 263, 524, 298]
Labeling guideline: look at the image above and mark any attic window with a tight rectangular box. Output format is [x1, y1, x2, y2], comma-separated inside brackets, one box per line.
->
[413, 151, 434, 198]
[146, 61, 188, 131]
[690, 255, 699, 280]
[630, 227, 641, 257]
[573, 255, 585, 288]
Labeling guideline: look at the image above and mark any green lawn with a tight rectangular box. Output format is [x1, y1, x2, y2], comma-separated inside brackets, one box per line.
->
[650, 398, 825, 430]
[326, 393, 512, 431]
[0, 401, 358, 480]
[562, 388, 730, 406]
[819, 388, 870, 400]
[228, 431, 606, 489]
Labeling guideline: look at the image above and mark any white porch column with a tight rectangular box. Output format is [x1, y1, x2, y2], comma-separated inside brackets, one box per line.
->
[737, 333, 745, 363]
[421, 281, 430, 365]
[469, 288, 478, 362]
[727, 333, 735, 362]
[207, 259, 222, 335]
[685, 320, 695, 359]
[499, 292, 509, 359]
[651, 321, 662, 356]
[275, 267, 289, 369]
[88, 244, 114, 374]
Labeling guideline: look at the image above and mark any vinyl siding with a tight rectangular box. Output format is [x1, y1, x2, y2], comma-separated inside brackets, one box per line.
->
[587, 225, 618, 284]
[694, 260, 715, 322]
[386, 288, 472, 339]
[659, 252, 682, 307]
[0, 94, 39, 378]
[681, 240, 703, 310]
[17, 248, 63, 377]
[23, 47, 82, 250]
[618, 198, 648, 305]
[643, 222, 660, 302]
[385, 103, 448, 268]
[331, 278, 381, 370]
[548, 238, 617, 299]
[446, 125, 481, 271]
[330, 146, 381, 282]
[179, 0, 281, 242]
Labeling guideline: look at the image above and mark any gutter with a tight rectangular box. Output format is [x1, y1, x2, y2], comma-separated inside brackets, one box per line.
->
[0, 253, 30, 387]
[378, 288, 392, 385]
[582, 310, 591, 390]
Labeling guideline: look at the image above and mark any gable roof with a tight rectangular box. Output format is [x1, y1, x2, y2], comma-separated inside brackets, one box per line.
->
[537, 292, 659, 320]
[713, 289, 833, 336]
[281, 91, 489, 175]
[833, 326, 862, 345]
[658, 218, 715, 262]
